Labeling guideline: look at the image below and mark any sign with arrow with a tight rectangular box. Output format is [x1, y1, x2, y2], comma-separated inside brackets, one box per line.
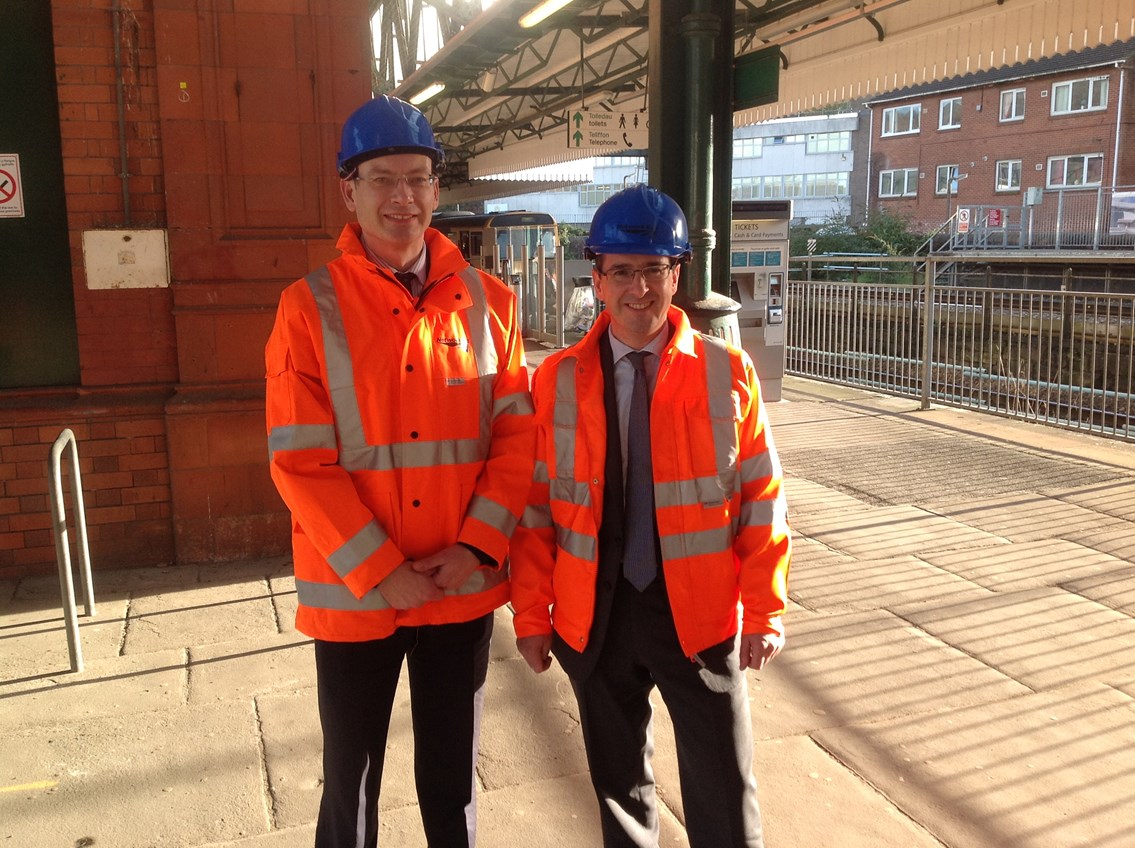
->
[568, 110, 648, 150]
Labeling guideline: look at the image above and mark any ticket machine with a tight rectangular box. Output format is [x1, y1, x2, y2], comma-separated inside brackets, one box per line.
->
[730, 200, 790, 401]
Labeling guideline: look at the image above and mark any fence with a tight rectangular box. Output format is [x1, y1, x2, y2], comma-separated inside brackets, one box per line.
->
[785, 258, 1135, 442]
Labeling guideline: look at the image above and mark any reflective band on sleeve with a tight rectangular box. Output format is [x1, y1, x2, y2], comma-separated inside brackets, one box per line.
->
[740, 449, 774, 484]
[327, 519, 389, 580]
[494, 390, 535, 418]
[268, 424, 337, 460]
[296, 566, 505, 612]
[467, 494, 519, 537]
[659, 525, 732, 561]
[520, 502, 553, 528]
[738, 497, 783, 529]
[556, 526, 597, 561]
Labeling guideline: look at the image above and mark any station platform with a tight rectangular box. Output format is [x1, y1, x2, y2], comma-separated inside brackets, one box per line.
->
[2, 374, 1133, 848]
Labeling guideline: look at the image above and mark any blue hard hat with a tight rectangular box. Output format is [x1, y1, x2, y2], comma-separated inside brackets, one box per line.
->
[584, 185, 691, 260]
[336, 95, 445, 177]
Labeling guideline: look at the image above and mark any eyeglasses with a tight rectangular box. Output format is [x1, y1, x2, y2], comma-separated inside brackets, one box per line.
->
[597, 263, 675, 285]
[353, 173, 437, 191]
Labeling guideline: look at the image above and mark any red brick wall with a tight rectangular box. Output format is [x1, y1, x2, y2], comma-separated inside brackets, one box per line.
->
[869, 63, 1133, 227]
[0, 0, 370, 579]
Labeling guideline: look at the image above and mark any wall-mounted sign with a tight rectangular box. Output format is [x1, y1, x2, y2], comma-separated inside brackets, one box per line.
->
[567, 110, 648, 150]
[0, 154, 25, 218]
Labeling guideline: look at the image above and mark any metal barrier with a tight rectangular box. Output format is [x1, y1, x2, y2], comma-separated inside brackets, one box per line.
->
[786, 261, 1135, 442]
[49, 428, 96, 672]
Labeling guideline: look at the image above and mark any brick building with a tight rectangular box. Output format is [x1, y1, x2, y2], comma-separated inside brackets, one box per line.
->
[0, 1, 373, 578]
[866, 38, 1135, 229]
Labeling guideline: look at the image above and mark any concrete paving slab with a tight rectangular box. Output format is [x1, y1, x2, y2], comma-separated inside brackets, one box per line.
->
[1064, 523, 1135, 561]
[925, 492, 1129, 542]
[0, 701, 269, 848]
[0, 647, 188, 733]
[1045, 478, 1135, 521]
[477, 773, 608, 847]
[750, 608, 1029, 738]
[187, 634, 314, 705]
[125, 580, 283, 654]
[199, 824, 316, 847]
[788, 534, 856, 570]
[268, 573, 299, 634]
[256, 687, 324, 831]
[813, 683, 1135, 848]
[803, 504, 1008, 559]
[0, 597, 127, 681]
[898, 587, 1135, 690]
[784, 476, 875, 518]
[789, 553, 991, 612]
[918, 538, 1129, 592]
[1063, 565, 1135, 616]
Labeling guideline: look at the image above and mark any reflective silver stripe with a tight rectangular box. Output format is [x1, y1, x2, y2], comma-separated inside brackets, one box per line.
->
[327, 519, 389, 580]
[552, 356, 580, 489]
[741, 449, 774, 484]
[532, 459, 550, 485]
[738, 498, 779, 529]
[340, 438, 485, 473]
[549, 478, 591, 507]
[268, 424, 337, 460]
[701, 335, 740, 499]
[468, 493, 519, 538]
[557, 526, 597, 561]
[655, 475, 726, 508]
[520, 503, 553, 528]
[460, 267, 499, 379]
[495, 390, 534, 418]
[296, 566, 504, 611]
[306, 268, 369, 453]
[660, 525, 732, 561]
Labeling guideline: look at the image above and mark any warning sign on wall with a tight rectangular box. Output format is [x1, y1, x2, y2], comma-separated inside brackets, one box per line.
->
[0, 154, 26, 218]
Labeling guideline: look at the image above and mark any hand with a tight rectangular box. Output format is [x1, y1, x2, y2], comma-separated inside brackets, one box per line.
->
[739, 632, 785, 671]
[412, 543, 481, 591]
[516, 634, 553, 673]
[377, 561, 445, 609]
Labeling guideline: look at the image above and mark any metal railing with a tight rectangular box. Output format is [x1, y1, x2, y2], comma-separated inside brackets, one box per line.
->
[930, 185, 1135, 252]
[49, 429, 96, 673]
[785, 258, 1135, 442]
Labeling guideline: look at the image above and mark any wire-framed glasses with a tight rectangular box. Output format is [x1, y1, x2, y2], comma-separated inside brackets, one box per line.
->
[598, 263, 675, 285]
[353, 173, 438, 191]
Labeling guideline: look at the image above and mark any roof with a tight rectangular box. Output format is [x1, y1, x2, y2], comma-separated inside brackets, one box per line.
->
[867, 36, 1135, 104]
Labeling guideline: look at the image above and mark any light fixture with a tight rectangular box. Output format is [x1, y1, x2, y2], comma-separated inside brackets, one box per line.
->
[519, 0, 575, 29]
[409, 82, 445, 105]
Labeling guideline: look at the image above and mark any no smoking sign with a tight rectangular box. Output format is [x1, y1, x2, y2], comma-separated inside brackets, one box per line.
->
[0, 154, 26, 218]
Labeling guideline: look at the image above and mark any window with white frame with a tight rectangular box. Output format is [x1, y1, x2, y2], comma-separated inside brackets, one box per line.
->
[805, 172, 850, 196]
[1051, 77, 1109, 115]
[805, 131, 851, 154]
[578, 184, 621, 207]
[935, 165, 960, 195]
[879, 168, 918, 197]
[999, 88, 1025, 121]
[733, 137, 763, 159]
[1046, 153, 1103, 188]
[995, 160, 1022, 192]
[881, 104, 921, 136]
[939, 97, 962, 129]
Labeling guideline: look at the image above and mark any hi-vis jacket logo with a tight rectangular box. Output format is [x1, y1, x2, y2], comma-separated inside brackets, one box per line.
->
[436, 336, 468, 349]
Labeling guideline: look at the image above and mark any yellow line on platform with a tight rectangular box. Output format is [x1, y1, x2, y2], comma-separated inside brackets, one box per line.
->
[0, 779, 58, 793]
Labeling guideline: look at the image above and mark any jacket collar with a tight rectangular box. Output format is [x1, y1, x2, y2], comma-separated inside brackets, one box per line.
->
[575, 305, 699, 363]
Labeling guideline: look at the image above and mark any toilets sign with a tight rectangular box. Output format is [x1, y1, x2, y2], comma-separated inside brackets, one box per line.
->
[567, 110, 648, 150]
[0, 154, 25, 218]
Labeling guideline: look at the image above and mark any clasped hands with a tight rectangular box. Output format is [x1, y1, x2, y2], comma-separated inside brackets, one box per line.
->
[376, 543, 481, 610]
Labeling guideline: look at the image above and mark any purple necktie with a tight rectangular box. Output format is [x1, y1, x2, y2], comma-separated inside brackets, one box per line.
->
[622, 351, 657, 591]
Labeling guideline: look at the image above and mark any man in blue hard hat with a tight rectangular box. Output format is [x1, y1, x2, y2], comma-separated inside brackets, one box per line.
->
[265, 95, 534, 847]
[511, 185, 791, 847]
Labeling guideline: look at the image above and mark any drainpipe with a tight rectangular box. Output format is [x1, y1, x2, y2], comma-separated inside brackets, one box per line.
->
[112, 0, 132, 226]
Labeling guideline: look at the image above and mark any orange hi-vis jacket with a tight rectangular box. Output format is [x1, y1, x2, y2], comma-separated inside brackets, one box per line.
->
[511, 306, 790, 658]
[266, 224, 535, 642]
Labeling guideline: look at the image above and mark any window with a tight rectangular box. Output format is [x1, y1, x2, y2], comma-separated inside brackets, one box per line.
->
[733, 137, 763, 159]
[935, 165, 960, 195]
[578, 183, 620, 207]
[939, 97, 962, 129]
[881, 104, 921, 136]
[806, 131, 851, 154]
[805, 172, 850, 196]
[879, 168, 918, 198]
[995, 160, 1022, 192]
[1046, 153, 1103, 188]
[1000, 88, 1025, 122]
[1051, 77, 1109, 115]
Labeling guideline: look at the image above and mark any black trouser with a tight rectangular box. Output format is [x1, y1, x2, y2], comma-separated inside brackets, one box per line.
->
[313, 614, 493, 848]
[570, 577, 764, 848]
